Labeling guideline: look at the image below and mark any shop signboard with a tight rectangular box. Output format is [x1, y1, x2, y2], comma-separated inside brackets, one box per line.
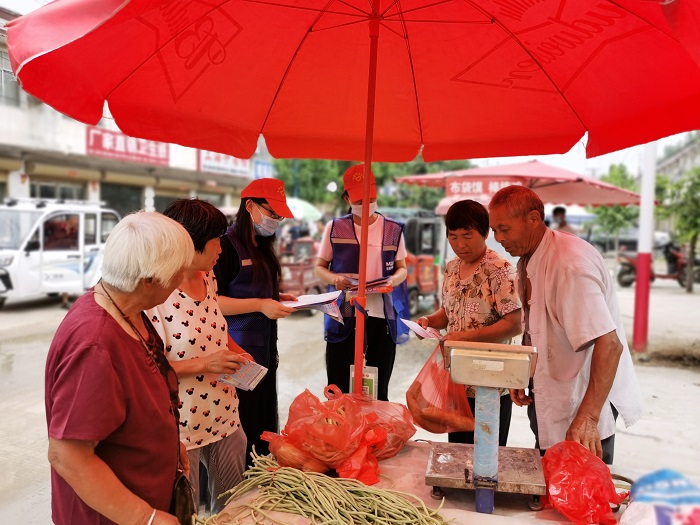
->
[198, 150, 252, 177]
[86, 127, 169, 166]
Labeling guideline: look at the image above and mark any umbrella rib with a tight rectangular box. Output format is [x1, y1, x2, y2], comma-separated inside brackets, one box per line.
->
[243, 0, 368, 17]
[257, 0, 345, 134]
[394, 0, 426, 151]
[461, 0, 589, 135]
[383, 0, 484, 21]
[96, 0, 357, 136]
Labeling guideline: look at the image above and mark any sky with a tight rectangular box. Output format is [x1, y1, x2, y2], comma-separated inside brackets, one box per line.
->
[1, 1, 692, 178]
[471, 133, 689, 179]
[1, 0, 46, 15]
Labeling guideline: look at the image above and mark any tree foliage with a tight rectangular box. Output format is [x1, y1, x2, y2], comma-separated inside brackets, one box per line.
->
[588, 164, 639, 252]
[273, 158, 473, 211]
[667, 167, 700, 292]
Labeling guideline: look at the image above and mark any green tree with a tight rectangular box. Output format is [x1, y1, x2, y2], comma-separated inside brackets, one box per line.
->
[273, 158, 473, 211]
[589, 164, 639, 253]
[668, 167, 700, 292]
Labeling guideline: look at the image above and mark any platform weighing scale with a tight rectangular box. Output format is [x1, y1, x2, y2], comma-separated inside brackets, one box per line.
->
[424, 341, 546, 514]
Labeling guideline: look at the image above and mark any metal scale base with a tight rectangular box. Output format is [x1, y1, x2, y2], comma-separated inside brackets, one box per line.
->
[425, 442, 546, 497]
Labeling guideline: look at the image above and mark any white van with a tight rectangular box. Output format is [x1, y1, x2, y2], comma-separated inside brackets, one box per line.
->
[0, 199, 121, 308]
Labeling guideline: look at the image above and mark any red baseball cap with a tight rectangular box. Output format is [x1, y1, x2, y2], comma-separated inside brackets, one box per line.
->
[241, 178, 294, 218]
[343, 164, 376, 202]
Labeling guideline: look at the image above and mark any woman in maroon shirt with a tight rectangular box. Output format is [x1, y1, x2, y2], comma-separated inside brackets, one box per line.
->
[45, 212, 194, 525]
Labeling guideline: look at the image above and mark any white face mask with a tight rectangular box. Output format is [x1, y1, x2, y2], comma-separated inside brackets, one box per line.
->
[351, 202, 377, 217]
[252, 203, 280, 237]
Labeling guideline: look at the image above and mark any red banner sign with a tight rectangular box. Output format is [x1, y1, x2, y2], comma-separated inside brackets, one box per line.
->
[86, 127, 169, 166]
[445, 176, 522, 198]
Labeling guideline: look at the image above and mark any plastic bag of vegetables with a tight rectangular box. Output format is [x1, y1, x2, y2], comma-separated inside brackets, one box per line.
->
[341, 394, 416, 459]
[260, 431, 331, 472]
[284, 387, 366, 468]
[406, 345, 474, 433]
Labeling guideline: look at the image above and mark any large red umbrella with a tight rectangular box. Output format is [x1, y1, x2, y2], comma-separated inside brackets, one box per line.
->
[7, 0, 700, 392]
[640, 0, 700, 66]
[395, 160, 642, 213]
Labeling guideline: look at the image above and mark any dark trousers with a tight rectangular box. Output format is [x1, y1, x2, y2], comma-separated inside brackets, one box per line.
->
[326, 316, 397, 401]
[448, 393, 513, 447]
[237, 348, 279, 468]
[527, 383, 618, 464]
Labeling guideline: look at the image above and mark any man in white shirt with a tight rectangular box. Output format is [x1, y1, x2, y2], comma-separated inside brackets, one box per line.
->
[488, 186, 643, 464]
[551, 206, 578, 235]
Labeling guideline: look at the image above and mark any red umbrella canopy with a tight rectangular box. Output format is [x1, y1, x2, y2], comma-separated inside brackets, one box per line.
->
[395, 160, 642, 212]
[639, 0, 700, 67]
[7, 0, 700, 163]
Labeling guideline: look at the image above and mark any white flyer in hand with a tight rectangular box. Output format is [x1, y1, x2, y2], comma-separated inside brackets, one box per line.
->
[280, 290, 341, 309]
[280, 290, 344, 323]
[219, 360, 268, 391]
[401, 318, 443, 340]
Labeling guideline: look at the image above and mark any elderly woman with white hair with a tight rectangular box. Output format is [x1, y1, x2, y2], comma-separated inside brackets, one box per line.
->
[45, 212, 193, 525]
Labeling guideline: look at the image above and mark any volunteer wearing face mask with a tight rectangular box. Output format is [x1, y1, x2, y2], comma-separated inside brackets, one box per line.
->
[315, 164, 410, 401]
[214, 178, 296, 467]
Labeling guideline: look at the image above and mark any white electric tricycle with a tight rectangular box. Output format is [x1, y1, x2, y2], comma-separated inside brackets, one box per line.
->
[0, 199, 121, 308]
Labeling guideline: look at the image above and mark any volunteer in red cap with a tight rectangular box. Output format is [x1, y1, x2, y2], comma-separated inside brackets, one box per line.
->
[214, 177, 297, 467]
[315, 164, 410, 401]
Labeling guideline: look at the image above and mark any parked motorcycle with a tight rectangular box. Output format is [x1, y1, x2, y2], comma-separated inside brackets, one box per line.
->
[617, 243, 700, 288]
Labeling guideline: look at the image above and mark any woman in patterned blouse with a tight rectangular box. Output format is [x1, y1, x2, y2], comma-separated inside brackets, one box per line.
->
[416, 199, 521, 446]
[148, 199, 251, 514]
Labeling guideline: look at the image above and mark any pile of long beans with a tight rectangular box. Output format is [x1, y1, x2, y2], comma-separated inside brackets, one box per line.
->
[196, 451, 450, 525]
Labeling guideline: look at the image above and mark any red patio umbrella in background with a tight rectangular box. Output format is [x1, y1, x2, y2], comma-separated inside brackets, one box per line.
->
[395, 160, 642, 214]
[7, 0, 700, 392]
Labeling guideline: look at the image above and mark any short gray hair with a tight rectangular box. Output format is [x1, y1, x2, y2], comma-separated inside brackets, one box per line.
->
[101, 211, 194, 293]
[488, 185, 545, 221]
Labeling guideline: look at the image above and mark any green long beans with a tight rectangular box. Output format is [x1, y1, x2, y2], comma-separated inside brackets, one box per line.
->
[196, 451, 450, 525]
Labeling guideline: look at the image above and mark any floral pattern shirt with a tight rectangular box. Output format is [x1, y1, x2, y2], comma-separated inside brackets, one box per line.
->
[442, 249, 521, 397]
[148, 272, 241, 449]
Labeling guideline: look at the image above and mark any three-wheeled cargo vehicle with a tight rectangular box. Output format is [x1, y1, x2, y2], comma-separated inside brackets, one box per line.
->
[0, 199, 121, 308]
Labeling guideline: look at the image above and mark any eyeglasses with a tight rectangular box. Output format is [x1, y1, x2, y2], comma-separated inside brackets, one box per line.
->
[255, 202, 283, 221]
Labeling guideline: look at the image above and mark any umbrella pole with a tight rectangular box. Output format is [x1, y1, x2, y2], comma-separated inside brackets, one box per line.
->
[353, 16, 381, 397]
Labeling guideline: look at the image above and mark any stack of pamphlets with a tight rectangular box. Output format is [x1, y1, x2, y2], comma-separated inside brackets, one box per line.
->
[219, 360, 268, 391]
[345, 276, 392, 297]
[280, 290, 343, 323]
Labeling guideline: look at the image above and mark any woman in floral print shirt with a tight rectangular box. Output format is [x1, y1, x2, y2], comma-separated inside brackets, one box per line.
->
[417, 199, 521, 446]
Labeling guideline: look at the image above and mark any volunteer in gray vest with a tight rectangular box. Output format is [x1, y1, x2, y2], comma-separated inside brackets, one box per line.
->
[315, 164, 410, 401]
[213, 178, 296, 467]
[488, 185, 643, 464]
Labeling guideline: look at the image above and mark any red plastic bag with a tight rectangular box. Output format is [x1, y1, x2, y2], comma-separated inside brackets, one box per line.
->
[336, 426, 387, 485]
[260, 431, 331, 472]
[542, 441, 628, 525]
[405, 345, 474, 433]
[353, 396, 416, 459]
[284, 387, 365, 468]
[324, 387, 415, 459]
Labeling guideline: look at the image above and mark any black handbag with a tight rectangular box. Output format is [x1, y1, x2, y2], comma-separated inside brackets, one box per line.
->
[170, 467, 196, 525]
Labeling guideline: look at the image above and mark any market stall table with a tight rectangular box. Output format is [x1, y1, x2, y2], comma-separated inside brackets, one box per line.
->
[215, 441, 627, 524]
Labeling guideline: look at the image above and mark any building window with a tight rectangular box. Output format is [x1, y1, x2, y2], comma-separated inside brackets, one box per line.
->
[1, 51, 20, 107]
[100, 183, 143, 218]
[30, 181, 86, 201]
